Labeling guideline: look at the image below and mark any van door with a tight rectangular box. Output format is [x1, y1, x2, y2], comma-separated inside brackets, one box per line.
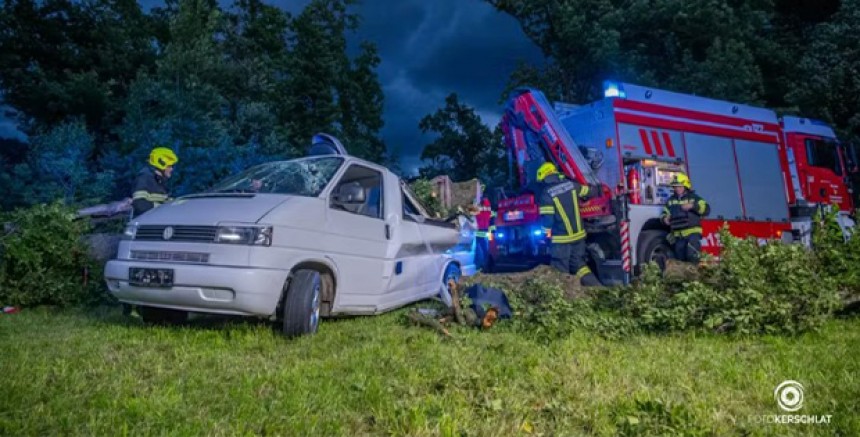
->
[380, 188, 437, 307]
[324, 164, 391, 310]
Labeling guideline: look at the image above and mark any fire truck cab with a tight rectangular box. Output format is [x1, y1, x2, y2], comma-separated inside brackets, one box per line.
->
[493, 82, 857, 284]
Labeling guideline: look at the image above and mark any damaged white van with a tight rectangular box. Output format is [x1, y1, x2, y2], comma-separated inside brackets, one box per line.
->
[104, 135, 475, 336]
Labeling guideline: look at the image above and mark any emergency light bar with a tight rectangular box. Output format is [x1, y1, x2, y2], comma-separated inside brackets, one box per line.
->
[603, 81, 626, 99]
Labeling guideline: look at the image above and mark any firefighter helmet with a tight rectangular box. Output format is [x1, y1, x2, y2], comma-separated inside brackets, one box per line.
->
[669, 173, 692, 189]
[149, 146, 178, 171]
[536, 162, 558, 181]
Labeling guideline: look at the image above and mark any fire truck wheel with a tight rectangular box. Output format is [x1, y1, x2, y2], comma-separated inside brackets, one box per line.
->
[637, 230, 673, 272]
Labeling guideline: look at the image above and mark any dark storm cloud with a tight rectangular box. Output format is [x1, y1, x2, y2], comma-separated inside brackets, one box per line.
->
[349, 0, 544, 173]
[5, 0, 543, 174]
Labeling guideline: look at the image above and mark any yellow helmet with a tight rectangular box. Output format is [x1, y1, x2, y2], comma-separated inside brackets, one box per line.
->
[149, 146, 178, 171]
[536, 162, 558, 181]
[669, 173, 692, 189]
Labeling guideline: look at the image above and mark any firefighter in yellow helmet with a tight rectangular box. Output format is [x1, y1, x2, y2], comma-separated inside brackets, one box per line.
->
[537, 162, 602, 286]
[132, 146, 178, 218]
[660, 173, 710, 263]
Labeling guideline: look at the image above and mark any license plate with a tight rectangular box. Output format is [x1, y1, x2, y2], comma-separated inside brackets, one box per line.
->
[504, 210, 524, 221]
[129, 268, 174, 287]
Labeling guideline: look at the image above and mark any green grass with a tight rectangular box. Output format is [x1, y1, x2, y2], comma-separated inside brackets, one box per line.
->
[1, 307, 858, 436]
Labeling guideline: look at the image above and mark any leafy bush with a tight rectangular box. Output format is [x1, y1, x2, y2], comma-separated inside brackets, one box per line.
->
[812, 208, 860, 294]
[620, 228, 841, 335]
[0, 203, 107, 307]
[408, 179, 447, 218]
[478, 226, 842, 339]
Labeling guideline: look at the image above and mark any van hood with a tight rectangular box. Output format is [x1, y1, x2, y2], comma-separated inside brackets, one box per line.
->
[132, 193, 290, 226]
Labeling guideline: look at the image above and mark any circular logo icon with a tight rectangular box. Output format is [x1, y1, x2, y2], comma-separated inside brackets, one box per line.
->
[162, 226, 174, 240]
[774, 380, 804, 412]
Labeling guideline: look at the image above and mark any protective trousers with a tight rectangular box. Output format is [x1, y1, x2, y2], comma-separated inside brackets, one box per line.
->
[550, 241, 602, 286]
[475, 236, 489, 272]
[672, 233, 702, 263]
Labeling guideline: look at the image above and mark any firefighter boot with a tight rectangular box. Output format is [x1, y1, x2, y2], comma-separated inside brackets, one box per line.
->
[574, 266, 603, 287]
[580, 272, 603, 287]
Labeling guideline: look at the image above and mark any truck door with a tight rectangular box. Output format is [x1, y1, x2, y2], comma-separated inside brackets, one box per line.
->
[795, 136, 853, 211]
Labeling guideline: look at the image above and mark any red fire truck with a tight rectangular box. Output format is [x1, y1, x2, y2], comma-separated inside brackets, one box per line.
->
[491, 82, 858, 284]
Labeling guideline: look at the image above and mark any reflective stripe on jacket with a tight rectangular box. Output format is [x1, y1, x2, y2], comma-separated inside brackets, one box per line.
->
[539, 175, 592, 244]
[661, 190, 710, 236]
[132, 166, 169, 217]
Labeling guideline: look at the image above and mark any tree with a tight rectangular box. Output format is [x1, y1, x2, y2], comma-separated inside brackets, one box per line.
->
[281, 0, 385, 162]
[0, 0, 158, 138]
[418, 93, 505, 184]
[789, 0, 860, 142]
[488, 0, 780, 105]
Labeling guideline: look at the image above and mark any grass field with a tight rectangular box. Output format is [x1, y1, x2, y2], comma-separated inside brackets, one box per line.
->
[1, 306, 858, 436]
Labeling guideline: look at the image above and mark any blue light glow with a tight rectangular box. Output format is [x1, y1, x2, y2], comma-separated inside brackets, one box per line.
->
[533, 229, 543, 236]
[603, 81, 626, 99]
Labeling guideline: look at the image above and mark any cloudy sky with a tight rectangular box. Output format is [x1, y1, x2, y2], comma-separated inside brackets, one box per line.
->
[1, 0, 545, 174]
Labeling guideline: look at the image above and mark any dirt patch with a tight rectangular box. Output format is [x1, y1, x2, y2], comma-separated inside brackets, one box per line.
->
[662, 259, 701, 282]
[462, 265, 587, 300]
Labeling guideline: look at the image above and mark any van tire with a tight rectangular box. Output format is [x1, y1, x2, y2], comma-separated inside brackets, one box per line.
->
[439, 263, 461, 308]
[139, 306, 188, 325]
[637, 230, 673, 272]
[281, 270, 322, 338]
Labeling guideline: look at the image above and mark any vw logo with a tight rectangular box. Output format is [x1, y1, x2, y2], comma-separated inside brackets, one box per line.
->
[162, 226, 174, 240]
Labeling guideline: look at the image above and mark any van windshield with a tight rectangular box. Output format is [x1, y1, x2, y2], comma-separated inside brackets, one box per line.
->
[209, 157, 344, 196]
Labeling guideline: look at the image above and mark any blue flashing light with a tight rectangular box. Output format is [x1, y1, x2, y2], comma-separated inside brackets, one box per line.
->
[496, 232, 505, 239]
[603, 81, 626, 99]
[533, 229, 543, 236]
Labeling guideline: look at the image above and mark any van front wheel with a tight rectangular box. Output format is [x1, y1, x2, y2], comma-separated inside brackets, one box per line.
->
[281, 270, 322, 338]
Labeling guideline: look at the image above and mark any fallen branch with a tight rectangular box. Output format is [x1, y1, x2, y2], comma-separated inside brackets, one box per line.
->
[406, 310, 451, 337]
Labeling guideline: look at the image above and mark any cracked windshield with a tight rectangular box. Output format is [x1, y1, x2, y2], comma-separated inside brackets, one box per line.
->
[208, 157, 344, 196]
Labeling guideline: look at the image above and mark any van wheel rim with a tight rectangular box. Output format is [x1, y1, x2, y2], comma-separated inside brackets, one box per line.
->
[310, 282, 320, 331]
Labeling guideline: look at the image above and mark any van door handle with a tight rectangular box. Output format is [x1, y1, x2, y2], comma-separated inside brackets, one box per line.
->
[385, 224, 391, 240]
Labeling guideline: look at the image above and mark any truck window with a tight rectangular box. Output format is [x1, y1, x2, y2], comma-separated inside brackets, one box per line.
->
[330, 165, 383, 220]
[806, 139, 842, 176]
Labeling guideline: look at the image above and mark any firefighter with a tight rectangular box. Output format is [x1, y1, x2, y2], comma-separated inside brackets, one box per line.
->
[537, 162, 602, 286]
[474, 197, 496, 272]
[132, 146, 178, 219]
[661, 173, 710, 263]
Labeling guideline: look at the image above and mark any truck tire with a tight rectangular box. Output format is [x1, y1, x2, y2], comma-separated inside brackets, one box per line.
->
[637, 230, 673, 272]
[281, 270, 322, 338]
[139, 306, 188, 325]
[438, 263, 461, 308]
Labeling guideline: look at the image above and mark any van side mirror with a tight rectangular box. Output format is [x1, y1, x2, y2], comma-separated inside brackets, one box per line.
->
[334, 182, 366, 204]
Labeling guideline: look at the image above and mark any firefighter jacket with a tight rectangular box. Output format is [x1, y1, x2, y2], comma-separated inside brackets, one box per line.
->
[475, 205, 496, 238]
[132, 166, 169, 218]
[538, 175, 593, 244]
[661, 190, 710, 236]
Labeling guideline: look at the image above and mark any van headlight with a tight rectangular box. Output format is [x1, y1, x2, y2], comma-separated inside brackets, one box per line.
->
[216, 225, 273, 246]
[123, 223, 138, 240]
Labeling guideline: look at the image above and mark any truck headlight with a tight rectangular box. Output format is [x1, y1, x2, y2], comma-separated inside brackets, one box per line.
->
[216, 225, 273, 246]
[123, 223, 138, 240]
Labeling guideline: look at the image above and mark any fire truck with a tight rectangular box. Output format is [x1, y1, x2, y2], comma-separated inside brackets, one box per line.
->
[491, 82, 858, 284]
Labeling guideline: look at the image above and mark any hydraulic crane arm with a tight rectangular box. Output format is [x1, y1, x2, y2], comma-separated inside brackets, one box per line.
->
[502, 88, 602, 187]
